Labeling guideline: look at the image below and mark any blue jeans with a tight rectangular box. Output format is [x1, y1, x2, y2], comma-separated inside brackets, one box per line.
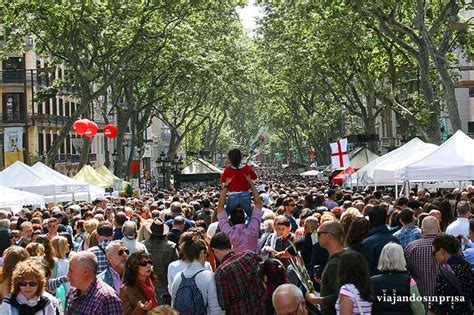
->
[226, 191, 253, 219]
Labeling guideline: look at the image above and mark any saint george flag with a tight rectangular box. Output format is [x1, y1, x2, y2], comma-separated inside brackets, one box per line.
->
[330, 138, 350, 169]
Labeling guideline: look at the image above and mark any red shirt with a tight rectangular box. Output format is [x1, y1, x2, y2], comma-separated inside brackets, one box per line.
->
[220, 164, 257, 192]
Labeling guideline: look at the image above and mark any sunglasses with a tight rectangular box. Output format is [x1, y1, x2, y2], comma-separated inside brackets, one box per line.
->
[289, 204, 296, 207]
[18, 280, 39, 287]
[118, 249, 130, 256]
[139, 260, 153, 267]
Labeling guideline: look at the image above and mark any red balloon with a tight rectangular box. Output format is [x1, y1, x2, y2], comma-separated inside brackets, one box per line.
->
[73, 119, 89, 135]
[103, 124, 118, 138]
[258, 135, 265, 141]
[84, 121, 98, 137]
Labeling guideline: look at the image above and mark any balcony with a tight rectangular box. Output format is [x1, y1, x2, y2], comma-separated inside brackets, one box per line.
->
[0, 70, 37, 85]
[1, 112, 26, 124]
[0, 114, 72, 127]
[30, 114, 72, 127]
[54, 153, 96, 163]
[380, 137, 401, 148]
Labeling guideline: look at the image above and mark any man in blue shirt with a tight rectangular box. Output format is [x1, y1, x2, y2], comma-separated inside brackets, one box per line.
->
[394, 208, 422, 247]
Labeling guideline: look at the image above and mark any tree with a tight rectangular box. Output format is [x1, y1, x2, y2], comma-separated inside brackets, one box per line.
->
[1, 0, 221, 167]
[352, 0, 474, 142]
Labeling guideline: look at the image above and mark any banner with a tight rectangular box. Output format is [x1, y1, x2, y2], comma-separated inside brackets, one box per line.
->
[4, 127, 24, 167]
[330, 138, 350, 169]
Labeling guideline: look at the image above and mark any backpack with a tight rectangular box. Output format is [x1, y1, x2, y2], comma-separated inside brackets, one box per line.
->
[174, 270, 206, 315]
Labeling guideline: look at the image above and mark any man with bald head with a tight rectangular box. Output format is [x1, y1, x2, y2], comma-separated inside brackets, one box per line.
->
[428, 209, 442, 222]
[273, 284, 308, 315]
[404, 216, 440, 307]
[65, 251, 123, 314]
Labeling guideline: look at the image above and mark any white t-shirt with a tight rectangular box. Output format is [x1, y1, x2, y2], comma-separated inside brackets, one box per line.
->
[335, 284, 372, 315]
[446, 217, 469, 238]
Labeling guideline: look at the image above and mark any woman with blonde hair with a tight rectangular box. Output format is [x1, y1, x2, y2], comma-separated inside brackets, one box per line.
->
[50, 236, 69, 278]
[80, 218, 99, 250]
[0, 259, 58, 314]
[0, 246, 29, 300]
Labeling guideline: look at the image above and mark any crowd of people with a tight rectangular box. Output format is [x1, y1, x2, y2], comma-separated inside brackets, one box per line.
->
[0, 160, 473, 314]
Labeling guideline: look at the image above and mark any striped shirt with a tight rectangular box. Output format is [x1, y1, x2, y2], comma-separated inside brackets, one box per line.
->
[335, 284, 372, 315]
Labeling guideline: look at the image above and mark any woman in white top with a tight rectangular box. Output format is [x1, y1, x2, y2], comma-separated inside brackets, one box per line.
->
[170, 231, 223, 315]
[335, 250, 373, 315]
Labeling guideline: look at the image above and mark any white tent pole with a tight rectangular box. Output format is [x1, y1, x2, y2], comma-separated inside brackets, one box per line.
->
[395, 184, 399, 198]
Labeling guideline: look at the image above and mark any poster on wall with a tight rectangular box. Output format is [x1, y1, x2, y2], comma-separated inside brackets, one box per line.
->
[4, 127, 24, 167]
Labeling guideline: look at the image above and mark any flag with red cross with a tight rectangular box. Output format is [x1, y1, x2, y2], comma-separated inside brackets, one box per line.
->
[330, 138, 350, 169]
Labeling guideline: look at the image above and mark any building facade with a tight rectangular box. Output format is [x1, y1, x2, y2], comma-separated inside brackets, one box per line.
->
[0, 43, 108, 175]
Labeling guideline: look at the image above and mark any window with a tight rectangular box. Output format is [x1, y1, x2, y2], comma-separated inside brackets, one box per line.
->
[468, 121, 474, 134]
[45, 99, 50, 114]
[2, 57, 24, 83]
[45, 133, 51, 151]
[38, 133, 44, 154]
[59, 99, 63, 116]
[2, 93, 25, 121]
[65, 102, 70, 116]
[36, 101, 43, 114]
[52, 97, 57, 115]
[66, 135, 71, 154]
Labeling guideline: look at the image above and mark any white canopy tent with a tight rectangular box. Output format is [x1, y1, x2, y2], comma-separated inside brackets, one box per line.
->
[0, 185, 45, 213]
[351, 138, 434, 186]
[300, 170, 321, 176]
[0, 161, 57, 195]
[400, 130, 474, 181]
[31, 162, 105, 202]
[372, 142, 438, 184]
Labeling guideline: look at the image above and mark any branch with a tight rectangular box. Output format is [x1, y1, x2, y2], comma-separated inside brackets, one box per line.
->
[429, 0, 456, 36]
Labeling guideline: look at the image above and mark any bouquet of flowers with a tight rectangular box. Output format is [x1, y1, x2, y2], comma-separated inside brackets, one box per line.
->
[288, 241, 314, 293]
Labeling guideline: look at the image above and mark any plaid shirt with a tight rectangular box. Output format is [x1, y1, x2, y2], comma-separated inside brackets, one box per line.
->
[214, 250, 265, 315]
[404, 234, 438, 298]
[65, 278, 123, 315]
[89, 240, 112, 274]
[394, 225, 422, 248]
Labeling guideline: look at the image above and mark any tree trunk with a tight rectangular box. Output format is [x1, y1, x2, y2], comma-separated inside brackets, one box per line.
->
[78, 137, 92, 169]
[114, 110, 130, 178]
[363, 87, 378, 153]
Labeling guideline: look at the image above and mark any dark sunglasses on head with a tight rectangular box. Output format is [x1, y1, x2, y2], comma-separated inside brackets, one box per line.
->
[118, 249, 130, 256]
[139, 260, 153, 267]
[18, 280, 39, 287]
